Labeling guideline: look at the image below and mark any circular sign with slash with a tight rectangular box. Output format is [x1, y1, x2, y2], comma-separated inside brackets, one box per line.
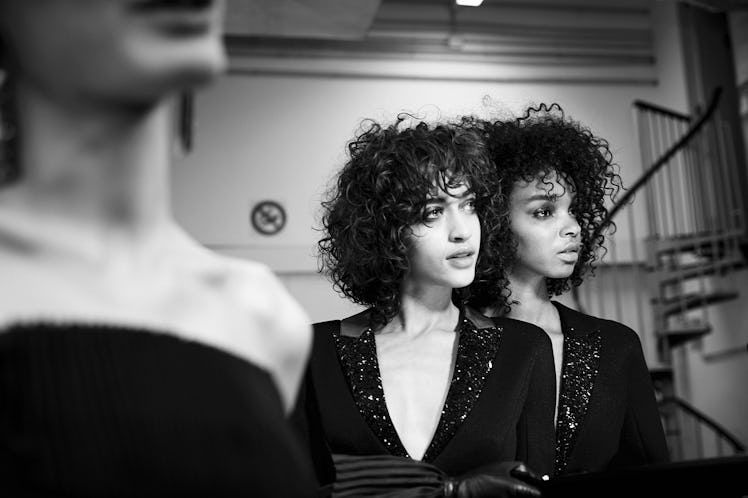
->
[250, 200, 287, 236]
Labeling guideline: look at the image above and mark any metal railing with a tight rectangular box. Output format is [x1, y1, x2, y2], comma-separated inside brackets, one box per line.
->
[570, 87, 747, 463]
[573, 88, 745, 368]
[659, 396, 746, 461]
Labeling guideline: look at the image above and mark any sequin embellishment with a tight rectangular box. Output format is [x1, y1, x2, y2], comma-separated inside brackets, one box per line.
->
[334, 316, 502, 462]
[554, 330, 602, 475]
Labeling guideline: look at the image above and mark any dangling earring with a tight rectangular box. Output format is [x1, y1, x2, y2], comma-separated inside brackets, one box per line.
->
[0, 72, 19, 185]
[178, 91, 194, 154]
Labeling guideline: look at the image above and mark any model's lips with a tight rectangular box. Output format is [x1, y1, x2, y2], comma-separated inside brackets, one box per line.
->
[129, 0, 219, 35]
[447, 249, 476, 270]
[559, 244, 580, 254]
[557, 245, 580, 264]
[447, 249, 475, 260]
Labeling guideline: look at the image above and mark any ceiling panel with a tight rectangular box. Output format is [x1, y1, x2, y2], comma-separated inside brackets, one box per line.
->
[227, 0, 654, 69]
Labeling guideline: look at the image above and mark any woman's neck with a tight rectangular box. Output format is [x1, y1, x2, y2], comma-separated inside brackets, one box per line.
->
[504, 272, 556, 327]
[383, 281, 459, 337]
[0, 85, 178, 259]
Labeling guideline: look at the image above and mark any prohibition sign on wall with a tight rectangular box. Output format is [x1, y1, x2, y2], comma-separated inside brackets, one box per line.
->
[250, 200, 287, 236]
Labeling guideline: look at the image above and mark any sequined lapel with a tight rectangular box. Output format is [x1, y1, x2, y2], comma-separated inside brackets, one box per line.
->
[422, 318, 501, 462]
[552, 301, 602, 475]
[334, 328, 409, 457]
[333, 317, 502, 462]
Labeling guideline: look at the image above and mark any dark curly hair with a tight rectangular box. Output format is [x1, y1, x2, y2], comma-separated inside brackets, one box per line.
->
[318, 115, 503, 327]
[469, 103, 624, 314]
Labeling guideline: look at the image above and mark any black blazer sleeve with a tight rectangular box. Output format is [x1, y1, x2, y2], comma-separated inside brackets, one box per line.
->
[610, 328, 670, 467]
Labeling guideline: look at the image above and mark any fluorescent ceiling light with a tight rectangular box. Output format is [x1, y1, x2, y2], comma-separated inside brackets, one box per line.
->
[455, 0, 484, 6]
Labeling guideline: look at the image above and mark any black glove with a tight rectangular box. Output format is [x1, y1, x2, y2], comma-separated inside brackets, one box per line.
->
[443, 461, 543, 498]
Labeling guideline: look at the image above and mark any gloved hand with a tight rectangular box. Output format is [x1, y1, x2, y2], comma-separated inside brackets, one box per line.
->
[443, 461, 543, 498]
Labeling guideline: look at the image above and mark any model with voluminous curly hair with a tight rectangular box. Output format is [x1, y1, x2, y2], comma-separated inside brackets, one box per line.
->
[318, 115, 504, 327]
[294, 115, 558, 495]
[469, 103, 623, 313]
[470, 103, 669, 477]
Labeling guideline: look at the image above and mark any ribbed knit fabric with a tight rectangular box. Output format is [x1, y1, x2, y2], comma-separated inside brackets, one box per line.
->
[0, 324, 316, 498]
[331, 454, 445, 497]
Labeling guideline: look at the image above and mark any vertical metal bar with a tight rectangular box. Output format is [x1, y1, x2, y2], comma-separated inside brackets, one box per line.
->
[651, 113, 663, 239]
[716, 118, 743, 284]
[673, 118, 692, 235]
[695, 416, 704, 459]
[692, 128, 711, 324]
[720, 122, 746, 234]
[709, 112, 728, 237]
[674, 409, 684, 460]
[640, 111, 659, 238]
[685, 127, 705, 234]
[710, 116, 739, 273]
[703, 125, 720, 240]
[681, 119, 699, 234]
[666, 117, 681, 236]
[653, 115, 669, 239]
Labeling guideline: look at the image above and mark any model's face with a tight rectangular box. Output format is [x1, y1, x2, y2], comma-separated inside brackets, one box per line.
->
[0, 0, 226, 104]
[509, 170, 581, 282]
[405, 183, 481, 291]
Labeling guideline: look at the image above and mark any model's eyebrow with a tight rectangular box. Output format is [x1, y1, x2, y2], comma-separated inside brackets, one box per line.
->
[520, 193, 559, 203]
[425, 190, 475, 203]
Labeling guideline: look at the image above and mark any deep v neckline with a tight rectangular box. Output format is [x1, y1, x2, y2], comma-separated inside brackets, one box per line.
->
[334, 313, 502, 462]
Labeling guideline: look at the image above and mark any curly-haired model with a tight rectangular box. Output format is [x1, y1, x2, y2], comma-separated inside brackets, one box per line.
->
[294, 115, 558, 492]
[318, 115, 503, 326]
[471, 103, 668, 476]
[470, 103, 623, 313]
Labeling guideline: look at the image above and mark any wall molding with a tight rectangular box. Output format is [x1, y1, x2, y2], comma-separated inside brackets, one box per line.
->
[205, 244, 320, 275]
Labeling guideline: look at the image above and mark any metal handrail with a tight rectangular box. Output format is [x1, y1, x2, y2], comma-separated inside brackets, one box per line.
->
[659, 395, 746, 454]
[633, 100, 692, 122]
[572, 87, 724, 316]
[594, 87, 723, 243]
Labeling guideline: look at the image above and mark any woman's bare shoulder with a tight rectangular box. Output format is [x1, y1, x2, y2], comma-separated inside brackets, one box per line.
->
[210, 254, 310, 341]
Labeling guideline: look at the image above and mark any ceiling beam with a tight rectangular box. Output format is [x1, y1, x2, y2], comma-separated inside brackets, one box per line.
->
[224, 0, 382, 39]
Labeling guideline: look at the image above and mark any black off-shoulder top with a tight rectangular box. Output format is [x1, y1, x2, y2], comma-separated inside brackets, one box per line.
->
[0, 323, 316, 498]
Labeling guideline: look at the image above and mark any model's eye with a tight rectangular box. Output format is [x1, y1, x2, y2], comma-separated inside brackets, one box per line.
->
[533, 207, 552, 218]
[423, 206, 443, 222]
[463, 198, 477, 213]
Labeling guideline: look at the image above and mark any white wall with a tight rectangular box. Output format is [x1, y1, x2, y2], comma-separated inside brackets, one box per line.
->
[174, 75, 655, 322]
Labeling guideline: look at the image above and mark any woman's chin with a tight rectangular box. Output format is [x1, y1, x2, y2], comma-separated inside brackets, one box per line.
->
[548, 268, 575, 280]
[121, 39, 227, 93]
[112, 54, 226, 102]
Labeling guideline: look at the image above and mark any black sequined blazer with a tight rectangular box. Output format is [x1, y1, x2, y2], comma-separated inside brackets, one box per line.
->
[292, 310, 556, 487]
[549, 301, 670, 475]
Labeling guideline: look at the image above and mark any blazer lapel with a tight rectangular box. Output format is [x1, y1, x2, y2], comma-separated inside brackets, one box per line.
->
[552, 301, 602, 475]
